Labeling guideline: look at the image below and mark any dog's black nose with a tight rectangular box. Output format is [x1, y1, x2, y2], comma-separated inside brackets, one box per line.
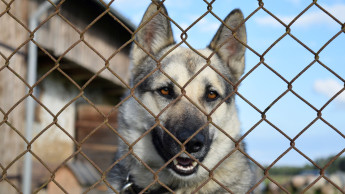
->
[177, 131, 205, 153]
[186, 138, 204, 153]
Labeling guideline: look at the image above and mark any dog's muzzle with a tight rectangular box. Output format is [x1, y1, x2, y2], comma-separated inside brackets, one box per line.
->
[152, 117, 211, 176]
[169, 130, 206, 175]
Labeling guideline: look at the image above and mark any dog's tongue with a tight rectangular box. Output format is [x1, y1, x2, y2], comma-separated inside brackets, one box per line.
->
[176, 157, 192, 166]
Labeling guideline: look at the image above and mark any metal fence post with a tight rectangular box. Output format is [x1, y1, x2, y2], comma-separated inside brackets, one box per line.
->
[23, 1, 60, 193]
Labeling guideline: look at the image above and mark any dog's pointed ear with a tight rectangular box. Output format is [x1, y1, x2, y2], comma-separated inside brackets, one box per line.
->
[131, 3, 174, 66]
[209, 9, 247, 82]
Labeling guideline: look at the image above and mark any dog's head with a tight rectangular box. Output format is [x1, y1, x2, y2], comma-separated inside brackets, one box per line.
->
[128, 2, 246, 179]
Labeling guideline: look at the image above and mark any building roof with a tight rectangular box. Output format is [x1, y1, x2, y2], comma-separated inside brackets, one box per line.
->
[36, 0, 136, 97]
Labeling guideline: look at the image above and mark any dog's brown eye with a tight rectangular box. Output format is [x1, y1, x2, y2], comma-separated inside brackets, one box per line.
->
[158, 86, 175, 99]
[207, 91, 218, 100]
[160, 87, 170, 95]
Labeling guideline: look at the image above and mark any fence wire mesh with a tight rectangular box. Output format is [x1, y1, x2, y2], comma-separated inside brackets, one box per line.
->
[0, 0, 344, 193]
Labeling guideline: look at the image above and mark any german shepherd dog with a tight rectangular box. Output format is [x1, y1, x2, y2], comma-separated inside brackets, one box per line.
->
[108, 2, 256, 193]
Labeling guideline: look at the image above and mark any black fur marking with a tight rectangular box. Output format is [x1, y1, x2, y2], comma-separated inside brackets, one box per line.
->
[151, 108, 212, 169]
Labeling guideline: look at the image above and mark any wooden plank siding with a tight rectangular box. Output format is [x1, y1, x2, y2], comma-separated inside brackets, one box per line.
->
[1, 0, 132, 192]
[76, 105, 118, 171]
[36, 0, 132, 87]
[0, 0, 29, 193]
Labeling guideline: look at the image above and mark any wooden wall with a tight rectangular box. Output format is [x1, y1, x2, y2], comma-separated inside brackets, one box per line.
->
[0, 0, 28, 193]
[1, 0, 131, 192]
[36, 0, 131, 87]
[76, 105, 118, 171]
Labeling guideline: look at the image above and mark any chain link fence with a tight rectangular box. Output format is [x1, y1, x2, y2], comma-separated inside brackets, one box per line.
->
[0, 0, 344, 193]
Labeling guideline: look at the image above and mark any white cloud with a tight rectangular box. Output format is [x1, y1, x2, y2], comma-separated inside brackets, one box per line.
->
[314, 78, 345, 103]
[287, 0, 301, 6]
[197, 18, 220, 32]
[171, 14, 220, 42]
[175, 14, 220, 32]
[255, 4, 345, 28]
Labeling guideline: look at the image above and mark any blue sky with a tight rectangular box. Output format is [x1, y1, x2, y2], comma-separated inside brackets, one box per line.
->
[108, 0, 345, 166]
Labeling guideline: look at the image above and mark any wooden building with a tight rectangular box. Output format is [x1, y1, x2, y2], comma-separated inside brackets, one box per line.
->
[47, 160, 106, 194]
[0, 0, 135, 193]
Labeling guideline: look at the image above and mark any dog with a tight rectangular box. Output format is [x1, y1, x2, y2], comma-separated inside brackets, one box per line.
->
[108, 2, 256, 193]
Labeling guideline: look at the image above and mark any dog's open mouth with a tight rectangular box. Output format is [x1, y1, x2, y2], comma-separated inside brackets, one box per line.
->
[171, 157, 198, 176]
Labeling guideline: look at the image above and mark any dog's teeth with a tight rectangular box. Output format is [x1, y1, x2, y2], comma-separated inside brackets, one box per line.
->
[173, 157, 199, 174]
[176, 164, 190, 172]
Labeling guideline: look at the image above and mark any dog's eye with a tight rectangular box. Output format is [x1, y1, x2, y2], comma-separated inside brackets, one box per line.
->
[207, 91, 219, 101]
[158, 87, 175, 98]
[160, 87, 170, 95]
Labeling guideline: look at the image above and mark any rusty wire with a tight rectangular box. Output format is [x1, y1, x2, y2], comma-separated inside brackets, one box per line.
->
[0, 0, 345, 193]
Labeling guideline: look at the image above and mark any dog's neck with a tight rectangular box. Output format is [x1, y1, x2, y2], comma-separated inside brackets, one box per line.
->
[120, 173, 173, 194]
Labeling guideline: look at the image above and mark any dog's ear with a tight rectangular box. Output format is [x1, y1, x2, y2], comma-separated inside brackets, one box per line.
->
[209, 9, 247, 82]
[131, 3, 174, 66]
